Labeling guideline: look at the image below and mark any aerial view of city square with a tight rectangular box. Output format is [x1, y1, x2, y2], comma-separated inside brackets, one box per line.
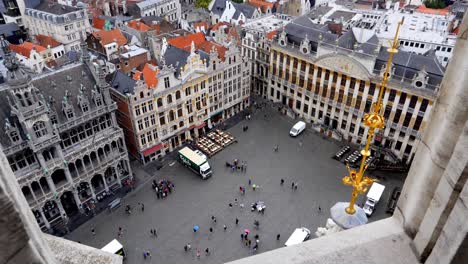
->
[0, 0, 466, 264]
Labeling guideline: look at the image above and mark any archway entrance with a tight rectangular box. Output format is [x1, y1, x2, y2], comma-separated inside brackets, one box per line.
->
[60, 191, 78, 216]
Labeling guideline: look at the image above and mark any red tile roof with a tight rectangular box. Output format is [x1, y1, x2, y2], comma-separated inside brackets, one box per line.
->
[93, 16, 105, 30]
[210, 22, 230, 31]
[247, 0, 273, 12]
[168, 32, 206, 50]
[92, 29, 127, 46]
[141, 63, 160, 89]
[127, 20, 151, 32]
[35, 34, 61, 48]
[266, 30, 278, 40]
[416, 5, 449, 15]
[197, 41, 228, 61]
[10, 42, 47, 57]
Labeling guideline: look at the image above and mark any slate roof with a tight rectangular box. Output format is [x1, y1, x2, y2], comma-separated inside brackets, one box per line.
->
[162, 45, 190, 77]
[233, 3, 257, 19]
[211, 0, 227, 16]
[0, 23, 20, 37]
[328, 10, 356, 23]
[0, 62, 104, 147]
[285, 16, 337, 47]
[375, 47, 444, 88]
[307, 6, 333, 19]
[33, 1, 80, 15]
[107, 70, 137, 94]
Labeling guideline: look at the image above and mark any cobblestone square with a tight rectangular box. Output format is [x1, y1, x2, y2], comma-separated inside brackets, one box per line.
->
[66, 106, 405, 264]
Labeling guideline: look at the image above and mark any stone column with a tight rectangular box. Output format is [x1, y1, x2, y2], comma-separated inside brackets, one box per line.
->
[89, 184, 97, 200]
[101, 174, 109, 192]
[71, 189, 82, 212]
[45, 176, 56, 194]
[39, 208, 51, 230]
[56, 200, 67, 218]
[56, 146, 74, 184]
[114, 165, 122, 187]
[396, 14, 468, 262]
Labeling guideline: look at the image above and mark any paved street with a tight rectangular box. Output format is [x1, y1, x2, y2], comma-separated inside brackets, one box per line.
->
[66, 105, 406, 264]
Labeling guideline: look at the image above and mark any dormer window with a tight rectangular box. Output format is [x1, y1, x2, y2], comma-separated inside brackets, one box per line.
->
[50, 115, 58, 125]
[33, 121, 47, 138]
[81, 102, 89, 112]
[65, 108, 74, 119]
[9, 131, 20, 143]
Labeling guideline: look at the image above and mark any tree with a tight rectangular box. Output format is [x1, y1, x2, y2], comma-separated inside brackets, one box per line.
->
[423, 0, 446, 9]
[195, 0, 211, 9]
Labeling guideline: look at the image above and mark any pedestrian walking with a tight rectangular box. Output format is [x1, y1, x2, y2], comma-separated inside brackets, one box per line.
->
[294, 183, 298, 191]
[245, 239, 249, 246]
[248, 239, 252, 247]
[153, 229, 157, 237]
[318, 206, 322, 212]
[229, 203, 233, 208]
[253, 244, 258, 251]
[241, 233, 244, 240]
[234, 198, 238, 206]
[291, 182, 295, 189]
[254, 234, 259, 240]
[211, 215, 216, 223]
[141, 203, 145, 212]
[184, 244, 188, 251]
[248, 179, 252, 185]
[240, 203, 244, 209]
[236, 218, 239, 225]
[209, 227, 213, 233]
[224, 225, 227, 231]
[205, 248, 210, 256]
[196, 249, 201, 259]
[277, 234, 281, 240]
[91, 228, 96, 236]
[280, 178, 284, 185]
[245, 162, 247, 172]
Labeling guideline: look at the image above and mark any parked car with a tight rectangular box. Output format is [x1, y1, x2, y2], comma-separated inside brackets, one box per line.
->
[386, 187, 401, 214]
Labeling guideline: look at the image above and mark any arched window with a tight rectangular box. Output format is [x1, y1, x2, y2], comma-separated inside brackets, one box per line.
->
[157, 98, 163, 107]
[175, 91, 181, 100]
[167, 94, 173, 104]
[16, 93, 25, 107]
[33, 121, 47, 138]
[168, 110, 175, 122]
[140, 91, 144, 98]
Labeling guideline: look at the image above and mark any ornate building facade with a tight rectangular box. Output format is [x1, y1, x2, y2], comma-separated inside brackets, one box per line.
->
[109, 41, 250, 164]
[266, 15, 445, 164]
[0, 41, 132, 232]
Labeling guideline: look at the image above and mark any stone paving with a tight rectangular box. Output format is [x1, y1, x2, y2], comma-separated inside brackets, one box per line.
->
[65, 104, 406, 264]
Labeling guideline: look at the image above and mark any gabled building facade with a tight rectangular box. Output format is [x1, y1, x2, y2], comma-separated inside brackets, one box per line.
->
[23, 1, 91, 52]
[0, 40, 132, 233]
[109, 38, 250, 164]
[266, 14, 445, 163]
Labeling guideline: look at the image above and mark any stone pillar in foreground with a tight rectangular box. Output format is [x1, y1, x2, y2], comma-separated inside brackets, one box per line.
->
[396, 13, 468, 262]
[0, 149, 57, 264]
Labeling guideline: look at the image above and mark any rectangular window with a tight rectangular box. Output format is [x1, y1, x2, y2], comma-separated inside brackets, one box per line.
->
[164, 77, 170, 88]
[144, 117, 150, 128]
[159, 112, 166, 125]
[137, 119, 143, 131]
[140, 134, 146, 145]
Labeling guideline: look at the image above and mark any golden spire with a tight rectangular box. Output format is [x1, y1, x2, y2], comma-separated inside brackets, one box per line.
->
[342, 19, 404, 215]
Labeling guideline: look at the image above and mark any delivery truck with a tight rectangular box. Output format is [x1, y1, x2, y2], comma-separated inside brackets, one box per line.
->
[178, 147, 212, 179]
[363, 182, 385, 216]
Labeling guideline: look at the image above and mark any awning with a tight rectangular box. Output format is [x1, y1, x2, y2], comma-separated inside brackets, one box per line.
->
[142, 143, 164, 156]
[196, 122, 206, 129]
[189, 122, 207, 130]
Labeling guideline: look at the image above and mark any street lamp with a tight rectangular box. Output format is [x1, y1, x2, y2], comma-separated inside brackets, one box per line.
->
[330, 19, 404, 230]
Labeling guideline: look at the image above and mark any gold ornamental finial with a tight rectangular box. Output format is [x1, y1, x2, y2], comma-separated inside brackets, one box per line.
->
[342, 19, 404, 215]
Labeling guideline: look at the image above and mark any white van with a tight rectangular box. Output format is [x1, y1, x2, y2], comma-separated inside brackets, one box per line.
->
[284, 227, 311, 247]
[101, 239, 126, 258]
[290, 121, 306, 137]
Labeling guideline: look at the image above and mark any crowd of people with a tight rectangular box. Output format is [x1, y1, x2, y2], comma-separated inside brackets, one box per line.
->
[152, 179, 175, 199]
